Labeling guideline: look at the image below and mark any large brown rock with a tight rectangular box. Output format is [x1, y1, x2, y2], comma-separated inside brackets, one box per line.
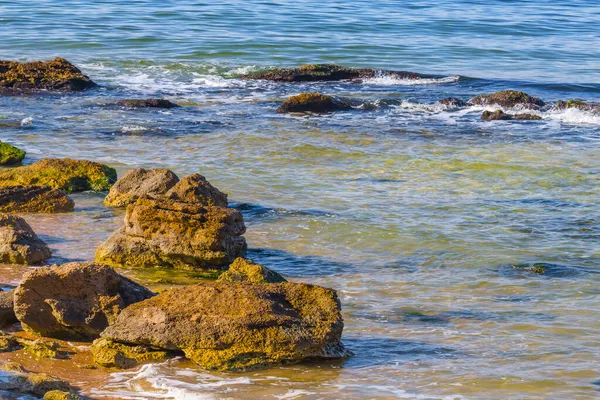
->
[242, 64, 425, 82]
[0, 214, 51, 264]
[104, 168, 180, 207]
[0, 186, 74, 213]
[98, 281, 348, 371]
[95, 196, 246, 270]
[13, 262, 154, 340]
[0, 289, 17, 327]
[0, 57, 96, 94]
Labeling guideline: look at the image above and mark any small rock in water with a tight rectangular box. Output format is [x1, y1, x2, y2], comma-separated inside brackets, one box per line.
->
[481, 110, 513, 121]
[115, 99, 179, 108]
[470, 90, 545, 109]
[0, 214, 51, 265]
[218, 257, 287, 284]
[0, 186, 74, 213]
[437, 97, 467, 108]
[0, 141, 26, 165]
[277, 92, 353, 113]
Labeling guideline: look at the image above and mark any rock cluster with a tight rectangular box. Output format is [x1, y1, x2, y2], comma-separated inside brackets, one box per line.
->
[0, 213, 51, 264]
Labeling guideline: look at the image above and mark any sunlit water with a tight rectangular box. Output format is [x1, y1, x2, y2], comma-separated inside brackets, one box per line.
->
[1, 1, 600, 399]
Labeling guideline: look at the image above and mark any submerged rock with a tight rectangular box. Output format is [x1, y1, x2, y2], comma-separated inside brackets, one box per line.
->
[0, 363, 72, 397]
[0, 57, 96, 94]
[470, 90, 545, 109]
[481, 110, 542, 121]
[0, 186, 74, 213]
[0, 214, 51, 265]
[514, 113, 542, 120]
[91, 337, 173, 369]
[277, 93, 353, 113]
[218, 257, 287, 284]
[100, 281, 348, 371]
[0, 289, 17, 327]
[13, 262, 154, 340]
[115, 99, 179, 108]
[104, 168, 180, 207]
[0, 142, 25, 165]
[437, 97, 467, 108]
[0, 158, 117, 192]
[242, 64, 425, 82]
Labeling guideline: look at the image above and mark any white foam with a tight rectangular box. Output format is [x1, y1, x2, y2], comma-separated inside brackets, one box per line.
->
[20, 117, 33, 126]
[546, 107, 600, 125]
[119, 125, 149, 133]
[363, 74, 460, 86]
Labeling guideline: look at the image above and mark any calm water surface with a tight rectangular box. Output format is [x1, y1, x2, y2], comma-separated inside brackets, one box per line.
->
[1, 1, 600, 399]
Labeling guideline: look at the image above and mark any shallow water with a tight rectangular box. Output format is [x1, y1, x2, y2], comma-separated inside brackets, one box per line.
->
[2, 1, 600, 399]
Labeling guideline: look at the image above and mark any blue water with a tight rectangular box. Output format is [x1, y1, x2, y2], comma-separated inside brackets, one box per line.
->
[2, 1, 600, 399]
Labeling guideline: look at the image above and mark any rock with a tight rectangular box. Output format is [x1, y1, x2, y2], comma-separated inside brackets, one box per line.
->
[115, 99, 179, 108]
[91, 337, 173, 369]
[43, 391, 82, 400]
[0, 142, 25, 165]
[0, 289, 17, 327]
[165, 173, 228, 206]
[100, 281, 348, 371]
[95, 196, 246, 270]
[277, 93, 352, 113]
[21, 338, 69, 359]
[481, 110, 514, 121]
[13, 262, 154, 340]
[0, 214, 51, 265]
[553, 99, 594, 111]
[242, 64, 425, 82]
[0, 363, 72, 397]
[0, 186, 74, 213]
[0, 57, 96, 94]
[470, 90, 545, 109]
[0, 331, 21, 352]
[514, 113, 542, 120]
[437, 97, 467, 108]
[218, 258, 287, 284]
[104, 168, 180, 207]
[0, 158, 117, 193]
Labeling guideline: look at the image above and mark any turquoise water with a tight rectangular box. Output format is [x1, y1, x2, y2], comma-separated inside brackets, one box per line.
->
[2, 1, 600, 399]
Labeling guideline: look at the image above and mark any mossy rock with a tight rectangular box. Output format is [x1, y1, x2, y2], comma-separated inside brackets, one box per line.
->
[0, 158, 117, 192]
[554, 99, 592, 110]
[218, 257, 287, 284]
[514, 113, 542, 120]
[0, 331, 22, 352]
[481, 110, 513, 121]
[241, 64, 425, 82]
[43, 391, 82, 400]
[0, 213, 51, 265]
[471, 90, 545, 109]
[91, 338, 173, 369]
[0, 142, 25, 165]
[277, 93, 352, 113]
[0, 57, 96, 93]
[21, 339, 69, 359]
[0, 186, 74, 213]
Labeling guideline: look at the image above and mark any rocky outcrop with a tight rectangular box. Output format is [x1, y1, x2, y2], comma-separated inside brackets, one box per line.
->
[242, 64, 426, 82]
[0, 158, 117, 192]
[104, 168, 180, 207]
[470, 90, 545, 109]
[91, 337, 173, 369]
[0, 186, 74, 213]
[0, 362, 73, 398]
[437, 97, 466, 108]
[0, 289, 17, 327]
[0, 58, 96, 94]
[99, 281, 348, 371]
[218, 258, 287, 284]
[13, 262, 154, 340]
[96, 174, 245, 270]
[0, 142, 25, 165]
[115, 99, 179, 108]
[481, 110, 542, 121]
[0, 214, 51, 264]
[277, 93, 352, 113]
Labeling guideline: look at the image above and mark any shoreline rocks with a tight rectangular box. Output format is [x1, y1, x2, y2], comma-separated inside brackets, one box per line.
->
[0, 142, 25, 165]
[277, 93, 353, 113]
[98, 281, 348, 371]
[242, 64, 427, 82]
[470, 90, 545, 109]
[0, 58, 96, 94]
[13, 262, 154, 340]
[0, 186, 74, 213]
[0, 158, 117, 193]
[0, 214, 51, 265]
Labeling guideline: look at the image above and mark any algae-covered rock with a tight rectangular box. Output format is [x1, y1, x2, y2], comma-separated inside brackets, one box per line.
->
[13, 262, 154, 340]
[470, 90, 545, 109]
[242, 64, 425, 82]
[514, 113, 542, 120]
[100, 281, 348, 371]
[104, 168, 180, 207]
[553, 99, 595, 111]
[0, 363, 72, 397]
[96, 196, 246, 270]
[115, 99, 179, 108]
[0, 186, 74, 213]
[0, 331, 21, 352]
[165, 173, 229, 207]
[218, 258, 287, 284]
[0, 214, 51, 265]
[437, 97, 467, 108]
[43, 390, 82, 400]
[0, 289, 17, 327]
[0, 142, 25, 165]
[0, 158, 117, 193]
[481, 110, 542, 121]
[21, 339, 69, 359]
[277, 93, 352, 113]
[91, 337, 173, 369]
[0, 57, 96, 94]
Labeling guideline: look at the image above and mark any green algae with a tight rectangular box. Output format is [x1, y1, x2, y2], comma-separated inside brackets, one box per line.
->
[0, 142, 25, 165]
